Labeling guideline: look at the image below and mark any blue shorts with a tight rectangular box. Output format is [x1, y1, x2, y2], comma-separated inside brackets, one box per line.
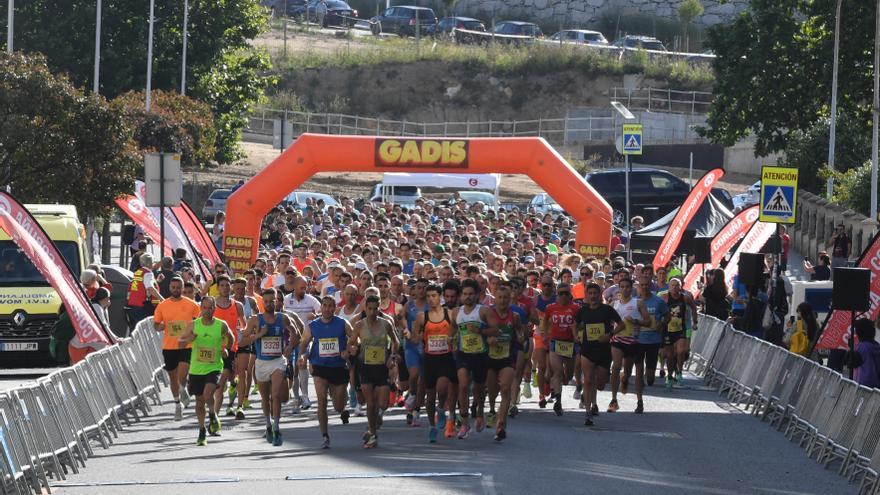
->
[404, 341, 424, 375]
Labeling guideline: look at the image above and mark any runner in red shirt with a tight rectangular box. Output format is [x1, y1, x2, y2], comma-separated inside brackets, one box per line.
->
[540, 283, 581, 416]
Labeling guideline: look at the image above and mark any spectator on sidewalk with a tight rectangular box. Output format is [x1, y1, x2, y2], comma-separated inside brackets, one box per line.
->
[780, 225, 790, 272]
[701, 268, 730, 321]
[827, 224, 851, 270]
[804, 253, 831, 281]
[850, 318, 880, 388]
[783, 302, 818, 357]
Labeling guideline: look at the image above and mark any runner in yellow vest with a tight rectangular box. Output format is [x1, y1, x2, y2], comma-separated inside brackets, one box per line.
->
[179, 296, 234, 446]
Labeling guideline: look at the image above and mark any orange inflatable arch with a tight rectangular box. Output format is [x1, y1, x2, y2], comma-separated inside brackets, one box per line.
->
[223, 134, 613, 273]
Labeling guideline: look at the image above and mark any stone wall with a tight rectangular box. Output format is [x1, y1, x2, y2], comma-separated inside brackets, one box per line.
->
[792, 191, 876, 264]
[452, 0, 749, 29]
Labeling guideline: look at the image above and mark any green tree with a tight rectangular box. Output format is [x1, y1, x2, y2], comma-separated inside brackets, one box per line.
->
[0, 52, 139, 218]
[0, 0, 272, 164]
[678, 0, 704, 52]
[704, 0, 876, 160]
[113, 90, 217, 169]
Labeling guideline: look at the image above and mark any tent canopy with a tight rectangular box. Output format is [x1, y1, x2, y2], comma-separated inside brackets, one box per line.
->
[630, 193, 734, 252]
[381, 173, 501, 191]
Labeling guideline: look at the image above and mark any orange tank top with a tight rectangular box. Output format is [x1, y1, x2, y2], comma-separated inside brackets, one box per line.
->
[423, 309, 454, 356]
[214, 299, 240, 351]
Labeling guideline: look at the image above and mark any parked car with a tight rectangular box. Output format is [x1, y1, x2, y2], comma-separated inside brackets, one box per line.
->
[289, 0, 358, 27]
[493, 21, 543, 38]
[548, 29, 608, 46]
[369, 184, 422, 205]
[583, 168, 731, 225]
[429, 16, 486, 37]
[612, 35, 667, 52]
[528, 193, 565, 215]
[452, 191, 497, 210]
[370, 6, 437, 37]
[284, 191, 339, 210]
[202, 188, 231, 221]
[733, 180, 761, 210]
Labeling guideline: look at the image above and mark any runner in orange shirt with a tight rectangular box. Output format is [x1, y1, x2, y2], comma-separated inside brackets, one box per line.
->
[153, 277, 201, 421]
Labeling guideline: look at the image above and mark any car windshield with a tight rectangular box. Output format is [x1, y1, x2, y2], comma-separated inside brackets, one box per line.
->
[0, 240, 80, 286]
[462, 20, 483, 30]
[388, 186, 419, 196]
[642, 41, 665, 51]
[457, 192, 496, 205]
[584, 33, 604, 43]
[327, 1, 349, 8]
[210, 190, 231, 200]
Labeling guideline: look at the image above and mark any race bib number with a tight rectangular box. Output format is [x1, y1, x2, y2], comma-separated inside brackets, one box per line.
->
[318, 338, 340, 357]
[619, 320, 635, 337]
[260, 336, 282, 357]
[364, 346, 386, 365]
[554, 340, 574, 358]
[196, 346, 217, 364]
[460, 332, 485, 354]
[427, 334, 448, 354]
[668, 318, 683, 333]
[168, 321, 186, 338]
[489, 342, 511, 360]
[586, 323, 604, 342]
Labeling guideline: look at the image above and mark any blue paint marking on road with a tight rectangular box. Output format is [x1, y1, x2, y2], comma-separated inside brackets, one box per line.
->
[54, 477, 240, 487]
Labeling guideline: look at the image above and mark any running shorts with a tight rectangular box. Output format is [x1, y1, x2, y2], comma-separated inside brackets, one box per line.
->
[312, 365, 349, 386]
[358, 363, 390, 387]
[187, 371, 220, 397]
[580, 344, 612, 369]
[255, 356, 287, 382]
[223, 350, 237, 372]
[611, 341, 641, 358]
[664, 331, 687, 347]
[423, 353, 458, 389]
[162, 349, 192, 372]
[454, 351, 489, 384]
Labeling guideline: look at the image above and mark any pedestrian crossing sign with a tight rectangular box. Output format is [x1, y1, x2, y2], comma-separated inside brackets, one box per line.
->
[759, 166, 798, 224]
[622, 124, 643, 155]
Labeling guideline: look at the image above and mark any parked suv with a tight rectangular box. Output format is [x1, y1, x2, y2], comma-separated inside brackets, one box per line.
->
[584, 168, 731, 225]
[612, 35, 667, 52]
[492, 21, 543, 38]
[370, 6, 437, 37]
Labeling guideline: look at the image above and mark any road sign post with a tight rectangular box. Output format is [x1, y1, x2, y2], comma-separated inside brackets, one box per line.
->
[621, 124, 643, 261]
[759, 166, 799, 279]
[145, 153, 182, 255]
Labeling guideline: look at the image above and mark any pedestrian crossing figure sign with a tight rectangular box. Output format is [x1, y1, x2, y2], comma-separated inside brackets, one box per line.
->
[622, 124, 643, 155]
[759, 166, 798, 224]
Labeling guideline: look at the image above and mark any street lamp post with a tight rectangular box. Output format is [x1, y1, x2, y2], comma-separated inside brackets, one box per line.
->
[93, 0, 102, 94]
[181, 0, 188, 95]
[871, 0, 880, 224]
[611, 101, 636, 261]
[6, 0, 13, 53]
[146, 0, 155, 111]
[827, 0, 843, 198]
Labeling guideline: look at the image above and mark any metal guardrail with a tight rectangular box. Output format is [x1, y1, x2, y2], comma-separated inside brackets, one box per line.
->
[245, 108, 707, 145]
[0, 319, 165, 494]
[611, 87, 712, 115]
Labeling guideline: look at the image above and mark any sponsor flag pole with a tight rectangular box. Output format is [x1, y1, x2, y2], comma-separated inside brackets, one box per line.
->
[652, 168, 725, 271]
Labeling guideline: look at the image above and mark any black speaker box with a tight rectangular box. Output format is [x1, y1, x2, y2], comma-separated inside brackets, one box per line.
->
[738, 252, 764, 286]
[833, 267, 871, 312]
[694, 237, 712, 263]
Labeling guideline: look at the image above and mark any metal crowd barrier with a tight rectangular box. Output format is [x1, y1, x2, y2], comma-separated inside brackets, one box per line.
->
[688, 315, 880, 494]
[0, 318, 164, 494]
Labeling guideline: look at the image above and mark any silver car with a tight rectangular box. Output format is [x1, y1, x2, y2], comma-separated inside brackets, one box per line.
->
[202, 188, 231, 221]
[529, 193, 565, 214]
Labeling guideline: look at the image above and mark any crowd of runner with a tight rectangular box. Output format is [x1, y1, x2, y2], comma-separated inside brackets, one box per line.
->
[127, 195, 700, 449]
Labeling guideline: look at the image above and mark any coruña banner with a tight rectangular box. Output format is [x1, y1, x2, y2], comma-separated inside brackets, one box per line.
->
[817, 231, 880, 350]
[0, 193, 110, 345]
[114, 194, 173, 257]
[653, 168, 725, 270]
[682, 205, 760, 297]
[173, 200, 222, 269]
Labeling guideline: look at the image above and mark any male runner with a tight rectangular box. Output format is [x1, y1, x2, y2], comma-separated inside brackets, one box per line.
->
[508, 276, 533, 416]
[178, 296, 234, 445]
[486, 281, 524, 440]
[662, 278, 698, 389]
[609, 278, 650, 413]
[337, 284, 365, 416]
[231, 277, 259, 418]
[412, 283, 458, 442]
[299, 296, 355, 448]
[531, 276, 556, 408]
[349, 295, 399, 448]
[452, 279, 498, 438]
[402, 278, 429, 426]
[240, 288, 299, 446]
[153, 277, 200, 420]
[575, 283, 621, 425]
[211, 276, 246, 418]
[636, 276, 667, 387]
[542, 283, 580, 416]
[284, 276, 321, 410]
